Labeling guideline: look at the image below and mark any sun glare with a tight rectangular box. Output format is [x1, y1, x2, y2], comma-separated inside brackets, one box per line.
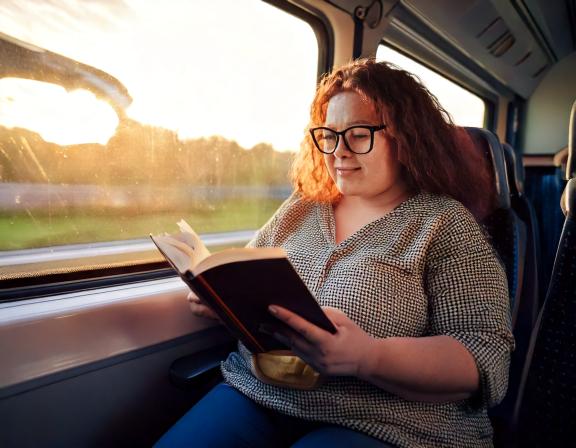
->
[0, 78, 118, 145]
[0, 0, 318, 151]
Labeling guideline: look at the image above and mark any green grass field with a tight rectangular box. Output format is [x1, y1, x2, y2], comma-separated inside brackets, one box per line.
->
[0, 198, 283, 251]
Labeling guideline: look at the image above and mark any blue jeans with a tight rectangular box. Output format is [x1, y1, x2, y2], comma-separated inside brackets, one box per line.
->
[154, 383, 396, 447]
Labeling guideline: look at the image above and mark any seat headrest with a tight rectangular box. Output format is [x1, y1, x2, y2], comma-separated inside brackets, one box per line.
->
[502, 143, 524, 196]
[567, 99, 575, 180]
[465, 127, 511, 210]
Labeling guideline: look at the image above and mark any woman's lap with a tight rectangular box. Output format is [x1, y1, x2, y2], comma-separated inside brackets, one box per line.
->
[154, 383, 314, 447]
[154, 383, 395, 448]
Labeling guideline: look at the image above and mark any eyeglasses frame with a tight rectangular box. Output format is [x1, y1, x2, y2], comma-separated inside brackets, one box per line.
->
[309, 124, 386, 155]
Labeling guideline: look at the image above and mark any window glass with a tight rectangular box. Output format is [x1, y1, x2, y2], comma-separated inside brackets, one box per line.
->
[377, 45, 485, 127]
[0, 0, 317, 279]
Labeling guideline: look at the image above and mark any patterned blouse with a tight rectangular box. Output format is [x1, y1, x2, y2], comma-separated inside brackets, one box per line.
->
[221, 192, 514, 448]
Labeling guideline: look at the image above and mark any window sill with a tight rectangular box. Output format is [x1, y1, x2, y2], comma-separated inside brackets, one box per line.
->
[0, 277, 218, 391]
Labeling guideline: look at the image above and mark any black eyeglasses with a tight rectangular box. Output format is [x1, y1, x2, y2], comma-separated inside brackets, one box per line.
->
[309, 124, 386, 154]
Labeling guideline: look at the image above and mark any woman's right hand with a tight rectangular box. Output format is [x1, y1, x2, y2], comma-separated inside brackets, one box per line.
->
[187, 292, 221, 322]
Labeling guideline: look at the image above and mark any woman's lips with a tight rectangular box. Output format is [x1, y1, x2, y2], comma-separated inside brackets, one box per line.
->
[335, 167, 360, 176]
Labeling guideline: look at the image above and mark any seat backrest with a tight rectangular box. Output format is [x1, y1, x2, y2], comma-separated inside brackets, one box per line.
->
[465, 127, 511, 209]
[465, 127, 520, 309]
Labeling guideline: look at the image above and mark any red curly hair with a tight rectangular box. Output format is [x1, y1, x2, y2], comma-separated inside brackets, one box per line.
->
[291, 58, 495, 221]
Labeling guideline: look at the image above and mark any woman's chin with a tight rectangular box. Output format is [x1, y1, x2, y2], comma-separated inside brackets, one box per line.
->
[336, 183, 360, 197]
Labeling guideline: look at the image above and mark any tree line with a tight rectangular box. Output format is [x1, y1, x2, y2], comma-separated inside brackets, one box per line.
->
[0, 119, 295, 186]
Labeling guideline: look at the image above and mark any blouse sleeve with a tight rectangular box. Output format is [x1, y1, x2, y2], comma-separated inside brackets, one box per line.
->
[425, 203, 514, 408]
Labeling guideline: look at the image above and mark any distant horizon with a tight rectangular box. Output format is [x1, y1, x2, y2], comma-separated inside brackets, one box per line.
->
[0, 120, 299, 153]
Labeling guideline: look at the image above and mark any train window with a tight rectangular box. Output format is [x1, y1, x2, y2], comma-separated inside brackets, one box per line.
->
[377, 45, 485, 127]
[0, 1, 318, 286]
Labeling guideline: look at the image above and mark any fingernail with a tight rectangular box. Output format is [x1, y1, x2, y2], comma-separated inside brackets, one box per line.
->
[268, 305, 278, 315]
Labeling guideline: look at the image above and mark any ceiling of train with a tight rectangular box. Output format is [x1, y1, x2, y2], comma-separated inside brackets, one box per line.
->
[327, 0, 575, 98]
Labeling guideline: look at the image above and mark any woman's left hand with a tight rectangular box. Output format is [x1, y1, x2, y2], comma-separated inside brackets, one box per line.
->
[268, 305, 375, 377]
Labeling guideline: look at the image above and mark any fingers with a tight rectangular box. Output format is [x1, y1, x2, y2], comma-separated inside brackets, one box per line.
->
[268, 305, 330, 345]
[191, 303, 220, 321]
[273, 329, 316, 355]
[187, 292, 201, 303]
[187, 292, 220, 321]
[321, 306, 346, 322]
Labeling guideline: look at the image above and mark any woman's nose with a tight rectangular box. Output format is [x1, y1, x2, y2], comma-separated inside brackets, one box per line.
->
[333, 136, 351, 157]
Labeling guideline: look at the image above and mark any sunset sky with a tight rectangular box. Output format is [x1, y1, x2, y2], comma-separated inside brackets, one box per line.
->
[0, 0, 483, 149]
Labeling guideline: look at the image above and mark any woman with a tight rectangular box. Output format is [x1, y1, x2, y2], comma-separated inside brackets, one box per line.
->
[156, 59, 513, 448]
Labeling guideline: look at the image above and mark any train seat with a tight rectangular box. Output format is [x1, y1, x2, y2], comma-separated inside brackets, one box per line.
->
[464, 127, 521, 310]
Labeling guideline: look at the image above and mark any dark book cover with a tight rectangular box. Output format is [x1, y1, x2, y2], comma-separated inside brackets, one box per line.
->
[186, 257, 336, 353]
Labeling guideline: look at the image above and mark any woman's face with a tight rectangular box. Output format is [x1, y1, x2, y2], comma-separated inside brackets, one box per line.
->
[323, 91, 407, 200]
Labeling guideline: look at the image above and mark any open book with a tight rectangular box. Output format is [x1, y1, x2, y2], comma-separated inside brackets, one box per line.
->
[150, 220, 336, 353]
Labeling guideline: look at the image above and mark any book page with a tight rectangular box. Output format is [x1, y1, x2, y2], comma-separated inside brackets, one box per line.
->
[194, 246, 286, 275]
[150, 219, 211, 273]
[176, 220, 211, 262]
[150, 234, 193, 273]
